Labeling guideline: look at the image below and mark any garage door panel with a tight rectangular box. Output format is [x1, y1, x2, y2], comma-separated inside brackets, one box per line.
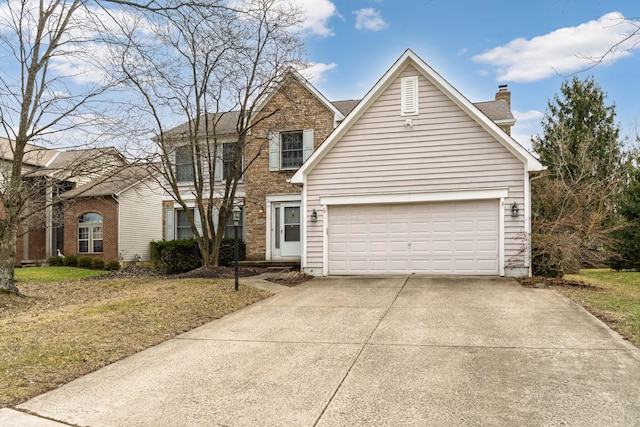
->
[328, 200, 499, 275]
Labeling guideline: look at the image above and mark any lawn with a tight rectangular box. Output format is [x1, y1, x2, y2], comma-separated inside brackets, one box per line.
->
[0, 268, 270, 407]
[559, 269, 640, 348]
[15, 266, 109, 283]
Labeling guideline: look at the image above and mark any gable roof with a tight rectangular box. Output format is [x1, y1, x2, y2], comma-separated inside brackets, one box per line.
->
[292, 49, 543, 184]
[61, 165, 155, 198]
[163, 111, 242, 139]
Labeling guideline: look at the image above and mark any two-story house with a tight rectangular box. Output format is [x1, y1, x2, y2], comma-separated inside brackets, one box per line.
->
[162, 50, 541, 276]
[0, 137, 162, 266]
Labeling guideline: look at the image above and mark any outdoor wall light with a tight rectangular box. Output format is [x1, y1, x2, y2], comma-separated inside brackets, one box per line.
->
[311, 209, 318, 222]
[511, 202, 519, 217]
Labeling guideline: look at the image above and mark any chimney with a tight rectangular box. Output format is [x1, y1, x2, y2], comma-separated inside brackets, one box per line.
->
[495, 84, 511, 108]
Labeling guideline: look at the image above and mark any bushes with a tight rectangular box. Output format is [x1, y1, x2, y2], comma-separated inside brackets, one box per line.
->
[92, 258, 105, 270]
[150, 238, 246, 274]
[48, 256, 63, 266]
[63, 255, 78, 267]
[77, 256, 93, 269]
[50, 255, 115, 270]
[150, 239, 201, 274]
[218, 238, 246, 267]
[105, 260, 120, 271]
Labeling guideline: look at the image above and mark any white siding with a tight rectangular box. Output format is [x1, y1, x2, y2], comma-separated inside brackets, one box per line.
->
[305, 64, 527, 273]
[119, 179, 163, 262]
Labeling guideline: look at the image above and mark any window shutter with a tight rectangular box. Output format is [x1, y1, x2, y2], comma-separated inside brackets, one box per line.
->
[194, 209, 202, 234]
[401, 76, 419, 115]
[214, 144, 223, 181]
[165, 209, 174, 240]
[302, 129, 314, 162]
[269, 132, 280, 171]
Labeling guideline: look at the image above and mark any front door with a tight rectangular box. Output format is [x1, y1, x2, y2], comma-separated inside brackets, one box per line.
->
[272, 202, 301, 258]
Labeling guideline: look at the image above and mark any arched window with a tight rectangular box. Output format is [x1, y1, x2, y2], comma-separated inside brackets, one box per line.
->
[78, 213, 103, 253]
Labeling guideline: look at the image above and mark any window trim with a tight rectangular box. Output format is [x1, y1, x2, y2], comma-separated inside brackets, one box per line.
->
[175, 145, 195, 183]
[78, 212, 103, 254]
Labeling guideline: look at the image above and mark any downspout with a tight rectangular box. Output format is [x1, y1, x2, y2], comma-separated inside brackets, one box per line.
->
[112, 194, 120, 263]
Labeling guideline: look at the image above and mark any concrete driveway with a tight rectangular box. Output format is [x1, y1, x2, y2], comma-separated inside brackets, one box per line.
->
[3, 276, 640, 426]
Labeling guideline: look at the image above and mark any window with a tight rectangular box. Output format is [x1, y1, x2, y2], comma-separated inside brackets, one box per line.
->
[224, 206, 244, 239]
[222, 143, 240, 180]
[176, 209, 195, 240]
[401, 76, 419, 116]
[268, 129, 314, 171]
[280, 131, 303, 169]
[78, 213, 103, 253]
[175, 145, 194, 182]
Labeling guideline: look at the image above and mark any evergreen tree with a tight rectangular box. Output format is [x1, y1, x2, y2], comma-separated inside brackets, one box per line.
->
[531, 77, 625, 276]
[533, 76, 622, 182]
[609, 165, 640, 270]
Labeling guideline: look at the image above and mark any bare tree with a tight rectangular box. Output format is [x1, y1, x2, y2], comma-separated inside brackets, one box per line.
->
[0, 0, 204, 295]
[115, 0, 304, 268]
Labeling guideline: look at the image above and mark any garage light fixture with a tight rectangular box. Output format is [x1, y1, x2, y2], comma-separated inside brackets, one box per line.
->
[511, 202, 519, 217]
[310, 209, 318, 222]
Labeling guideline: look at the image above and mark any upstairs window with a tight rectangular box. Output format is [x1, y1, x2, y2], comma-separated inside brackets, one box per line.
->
[268, 129, 314, 171]
[78, 213, 103, 253]
[401, 76, 419, 116]
[281, 131, 303, 169]
[175, 145, 194, 182]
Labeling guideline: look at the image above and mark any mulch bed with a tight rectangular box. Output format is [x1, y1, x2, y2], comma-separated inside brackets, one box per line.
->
[518, 276, 600, 290]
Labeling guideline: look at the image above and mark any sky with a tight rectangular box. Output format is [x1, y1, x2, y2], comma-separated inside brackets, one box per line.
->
[293, 0, 640, 151]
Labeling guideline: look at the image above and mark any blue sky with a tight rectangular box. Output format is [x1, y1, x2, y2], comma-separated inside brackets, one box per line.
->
[295, 0, 640, 151]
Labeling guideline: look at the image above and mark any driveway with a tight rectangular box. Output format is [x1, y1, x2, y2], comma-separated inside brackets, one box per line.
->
[3, 276, 640, 426]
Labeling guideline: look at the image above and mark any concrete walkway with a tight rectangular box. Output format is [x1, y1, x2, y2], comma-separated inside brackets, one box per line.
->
[3, 276, 640, 426]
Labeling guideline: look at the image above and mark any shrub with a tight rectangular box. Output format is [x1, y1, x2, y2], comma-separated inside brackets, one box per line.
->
[92, 258, 105, 270]
[150, 239, 201, 274]
[77, 256, 93, 269]
[105, 260, 120, 271]
[48, 256, 63, 266]
[63, 255, 78, 267]
[150, 238, 247, 273]
[218, 238, 246, 267]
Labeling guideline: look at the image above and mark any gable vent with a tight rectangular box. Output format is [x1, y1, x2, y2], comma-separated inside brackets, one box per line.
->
[401, 76, 419, 116]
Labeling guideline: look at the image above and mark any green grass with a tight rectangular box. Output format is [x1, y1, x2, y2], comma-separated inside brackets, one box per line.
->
[15, 266, 109, 283]
[561, 269, 640, 347]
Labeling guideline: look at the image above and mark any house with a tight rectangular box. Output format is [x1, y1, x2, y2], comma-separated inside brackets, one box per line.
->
[291, 49, 544, 276]
[0, 137, 162, 265]
[163, 49, 543, 276]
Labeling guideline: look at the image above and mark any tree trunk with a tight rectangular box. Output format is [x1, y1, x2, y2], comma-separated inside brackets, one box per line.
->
[0, 217, 22, 296]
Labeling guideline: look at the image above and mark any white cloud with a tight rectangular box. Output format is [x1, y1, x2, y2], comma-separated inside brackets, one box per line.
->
[512, 109, 545, 152]
[354, 8, 387, 32]
[473, 12, 640, 82]
[513, 109, 544, 123]
[294, 0, 338, 37]
[299, 62, 338, 83]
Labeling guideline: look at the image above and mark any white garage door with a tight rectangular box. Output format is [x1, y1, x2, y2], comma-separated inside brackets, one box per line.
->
[328, 200, 499, 275]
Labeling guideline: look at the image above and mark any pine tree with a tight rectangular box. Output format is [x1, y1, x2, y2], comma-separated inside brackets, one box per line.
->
[531, 77, 625, 276]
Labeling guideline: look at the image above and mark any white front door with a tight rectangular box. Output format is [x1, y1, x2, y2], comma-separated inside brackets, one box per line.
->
[272, 202, 301, 258]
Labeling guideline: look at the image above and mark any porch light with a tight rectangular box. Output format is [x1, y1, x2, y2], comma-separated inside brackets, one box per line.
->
[311, 209, 318, 222]
[232, 205, 241, 225]
[511, 202, 519, 217]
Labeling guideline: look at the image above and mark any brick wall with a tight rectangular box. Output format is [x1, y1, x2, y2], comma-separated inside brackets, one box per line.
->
[63, 196, 119, 262]
[243, 75, 337, 260]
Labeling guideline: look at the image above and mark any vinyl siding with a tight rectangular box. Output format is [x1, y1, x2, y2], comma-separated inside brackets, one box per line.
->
[118, 179, 163, 262]
[305, 64, 527, 272]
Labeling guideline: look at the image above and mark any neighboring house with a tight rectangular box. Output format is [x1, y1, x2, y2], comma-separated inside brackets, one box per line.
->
[0, 137, 161, 265]
[61, 165, 163, 265]
[164, 49, 542, 276]
[292, 49, 544, 276]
